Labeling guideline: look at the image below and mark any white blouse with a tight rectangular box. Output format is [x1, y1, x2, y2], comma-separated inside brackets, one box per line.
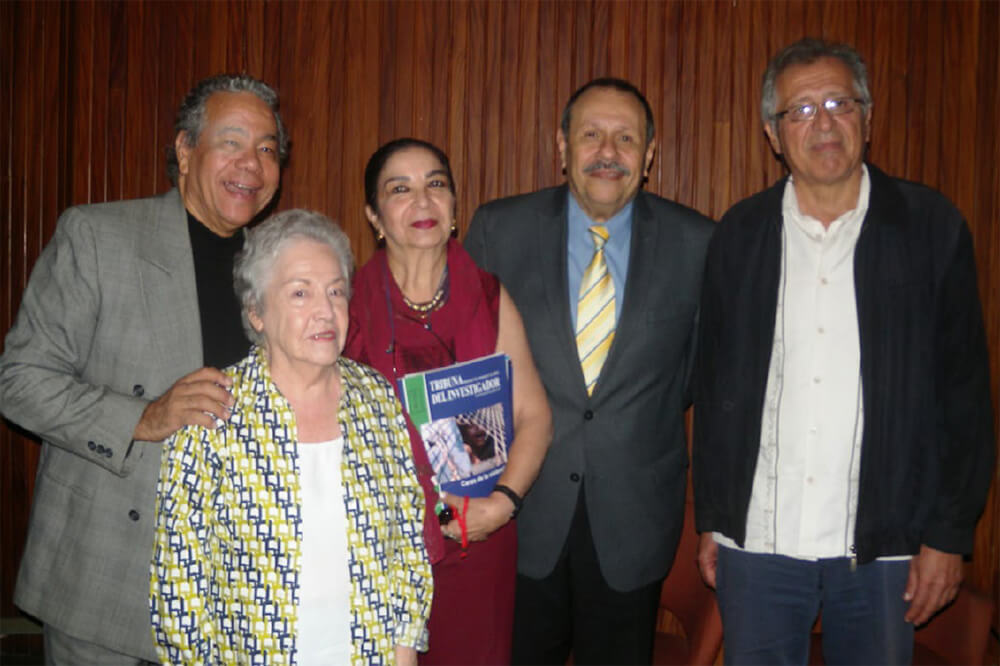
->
[296, 437, 351, 665]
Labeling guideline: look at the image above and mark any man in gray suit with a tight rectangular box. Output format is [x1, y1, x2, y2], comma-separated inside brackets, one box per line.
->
[0, 74, 287, 664]
[465, 78, 714, 665]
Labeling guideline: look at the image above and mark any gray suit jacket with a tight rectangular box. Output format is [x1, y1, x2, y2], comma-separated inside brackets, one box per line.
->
[0, 189, 203, 660]
[465, 185, 714, 591]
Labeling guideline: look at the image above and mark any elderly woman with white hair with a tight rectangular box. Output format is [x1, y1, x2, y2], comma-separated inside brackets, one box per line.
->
[150, 209, 431, 666]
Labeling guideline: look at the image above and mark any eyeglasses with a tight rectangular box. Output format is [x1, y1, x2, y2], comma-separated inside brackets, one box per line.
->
[774, 97, 865, 122]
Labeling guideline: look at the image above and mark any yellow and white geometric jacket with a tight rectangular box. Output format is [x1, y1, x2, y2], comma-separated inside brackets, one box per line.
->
[150, 346, 431, 665]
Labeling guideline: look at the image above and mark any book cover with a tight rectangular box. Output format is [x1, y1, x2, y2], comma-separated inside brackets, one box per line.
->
[397, 353, 514, 498]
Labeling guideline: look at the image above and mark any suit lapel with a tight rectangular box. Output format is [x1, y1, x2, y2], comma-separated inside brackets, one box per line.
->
[537, 187, 590, 392]
[138, 189, 204, 373]
[614, 192, 659, 345]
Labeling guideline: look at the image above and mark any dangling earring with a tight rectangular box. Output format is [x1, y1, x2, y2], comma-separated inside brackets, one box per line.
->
[376, 229, 385, 242]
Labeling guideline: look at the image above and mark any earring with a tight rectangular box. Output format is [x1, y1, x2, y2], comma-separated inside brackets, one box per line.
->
[450, 222, 457, 234]
[376, 230, 385, 242]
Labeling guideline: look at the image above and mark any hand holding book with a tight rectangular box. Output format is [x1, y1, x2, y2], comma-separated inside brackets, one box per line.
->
[397, 353, 515, 500]
[439, 491, 513, 542]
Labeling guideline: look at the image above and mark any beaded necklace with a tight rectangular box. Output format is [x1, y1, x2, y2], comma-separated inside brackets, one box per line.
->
[401, 264, 450, 315]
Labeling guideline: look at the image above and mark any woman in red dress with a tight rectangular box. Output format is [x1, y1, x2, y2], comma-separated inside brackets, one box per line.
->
[343, 138, 552, 665]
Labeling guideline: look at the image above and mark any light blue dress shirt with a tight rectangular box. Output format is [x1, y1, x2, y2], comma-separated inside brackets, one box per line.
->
[567, 193, 633, 328]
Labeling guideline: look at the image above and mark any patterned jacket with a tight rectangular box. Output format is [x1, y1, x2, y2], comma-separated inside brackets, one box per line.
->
[150, 347, 431, 665]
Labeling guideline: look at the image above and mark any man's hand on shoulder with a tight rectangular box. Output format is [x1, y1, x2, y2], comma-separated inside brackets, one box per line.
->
[133, 367, 234, 442]
[903, 544, 962, 626]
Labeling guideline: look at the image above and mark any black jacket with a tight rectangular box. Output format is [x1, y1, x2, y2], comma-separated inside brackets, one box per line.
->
[692, 164, 994, 563]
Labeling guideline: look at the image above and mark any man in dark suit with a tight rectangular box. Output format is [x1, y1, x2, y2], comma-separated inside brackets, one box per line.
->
[465, 78, 714, 665]
[0, 74, 287, 664]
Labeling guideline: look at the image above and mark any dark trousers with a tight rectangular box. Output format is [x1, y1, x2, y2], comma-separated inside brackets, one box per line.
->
[511, 491, 663, 665]
[715, 544, 914, 665]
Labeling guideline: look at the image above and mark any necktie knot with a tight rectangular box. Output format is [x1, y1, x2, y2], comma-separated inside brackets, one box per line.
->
[589, 225, 609, 250]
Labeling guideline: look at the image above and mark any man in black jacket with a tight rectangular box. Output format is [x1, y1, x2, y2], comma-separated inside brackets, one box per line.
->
[693, 38, 994, 664]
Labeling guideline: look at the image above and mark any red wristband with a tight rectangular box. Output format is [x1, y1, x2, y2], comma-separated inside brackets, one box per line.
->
[457, 495, 470, 558]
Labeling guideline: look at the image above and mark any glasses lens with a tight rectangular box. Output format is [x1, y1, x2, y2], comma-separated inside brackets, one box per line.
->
[830, 97, 863, 115]
[790, 103, 816, 121]
[825, 98, 849, 114]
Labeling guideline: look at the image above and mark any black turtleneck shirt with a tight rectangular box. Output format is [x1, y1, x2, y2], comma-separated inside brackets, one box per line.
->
[187, 213, 252, 368]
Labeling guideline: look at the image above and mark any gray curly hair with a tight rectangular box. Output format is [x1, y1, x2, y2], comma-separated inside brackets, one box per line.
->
[166, 74, 289, 185]
[233, 209, 354, 346]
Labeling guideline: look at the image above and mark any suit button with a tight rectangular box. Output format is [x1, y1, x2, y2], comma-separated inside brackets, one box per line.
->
[128, 510, 140, 521]
[96, 445, 106, 454]
[570, 473, 581, 482]
[132, 384, 145, 397]
[88, 441, 97, 451]
[105, 449, 113, 458]
[583, 410, 593, 420]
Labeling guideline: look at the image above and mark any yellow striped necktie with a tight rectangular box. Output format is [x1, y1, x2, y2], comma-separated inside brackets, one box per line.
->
[576, 225, 615, 396]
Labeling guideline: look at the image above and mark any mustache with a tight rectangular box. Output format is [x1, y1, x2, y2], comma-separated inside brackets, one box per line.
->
[583, 160, 631, 176]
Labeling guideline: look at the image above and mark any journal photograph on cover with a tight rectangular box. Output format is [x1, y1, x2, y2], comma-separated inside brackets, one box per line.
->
[398, 353, 514, 497]
[422, 405, 510, 486]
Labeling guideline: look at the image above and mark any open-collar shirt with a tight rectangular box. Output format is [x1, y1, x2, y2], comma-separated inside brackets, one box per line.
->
[716, 166, 874, 559]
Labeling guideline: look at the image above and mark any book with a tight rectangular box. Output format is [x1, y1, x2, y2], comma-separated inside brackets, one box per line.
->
[397, 352, 514, 498]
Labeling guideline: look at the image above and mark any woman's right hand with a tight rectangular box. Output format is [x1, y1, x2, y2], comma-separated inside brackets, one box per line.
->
[439, 492, 512, 542]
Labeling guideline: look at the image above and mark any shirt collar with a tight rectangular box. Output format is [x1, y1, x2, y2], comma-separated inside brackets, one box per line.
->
[567, 192, 634, 239]
[783, 164, 871, 239]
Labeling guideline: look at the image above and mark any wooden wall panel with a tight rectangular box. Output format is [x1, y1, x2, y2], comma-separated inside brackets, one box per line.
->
[2, 0, 66, 622]
[972, 0, 1000, 608]
[2, 0, 998, 627]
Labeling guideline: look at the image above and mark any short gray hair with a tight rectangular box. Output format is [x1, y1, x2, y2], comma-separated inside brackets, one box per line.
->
[233, 209, 354, 346]
[166, 74, 289, 185]
[761, 38, 872, 133]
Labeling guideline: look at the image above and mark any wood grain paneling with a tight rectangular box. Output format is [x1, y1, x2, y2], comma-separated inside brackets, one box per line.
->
[3, 0, 998, 628]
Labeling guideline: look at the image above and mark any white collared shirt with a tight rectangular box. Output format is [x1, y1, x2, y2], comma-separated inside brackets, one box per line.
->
[717, 166, 873, 559]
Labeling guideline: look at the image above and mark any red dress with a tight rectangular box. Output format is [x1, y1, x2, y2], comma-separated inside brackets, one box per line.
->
[344, 238, 517, 665]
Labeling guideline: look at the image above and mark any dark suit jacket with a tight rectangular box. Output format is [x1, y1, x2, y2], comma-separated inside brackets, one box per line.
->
[0, 190, 204, 660]
[465, 185, 714, 591]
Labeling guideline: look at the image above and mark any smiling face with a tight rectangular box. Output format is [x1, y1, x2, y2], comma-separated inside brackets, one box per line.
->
[558, 86, 656, 223]
[248, 238, 349, 377]
[365, 146, 455, 255]
[764, 57, 871, 190]
[176, 91, 281, 237]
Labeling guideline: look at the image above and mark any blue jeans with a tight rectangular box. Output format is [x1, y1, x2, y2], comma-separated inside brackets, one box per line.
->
[716, 545, 913, 665]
